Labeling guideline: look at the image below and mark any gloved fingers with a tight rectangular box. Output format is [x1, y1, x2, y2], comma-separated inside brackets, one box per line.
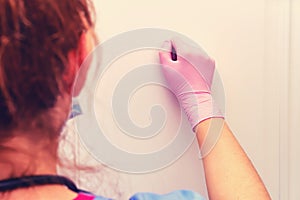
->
[170, 37, 216, 87]
[159, 40, 173, 63]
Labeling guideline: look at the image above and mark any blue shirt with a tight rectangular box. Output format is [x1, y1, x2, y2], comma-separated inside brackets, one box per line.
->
[75, 190, 205, 200]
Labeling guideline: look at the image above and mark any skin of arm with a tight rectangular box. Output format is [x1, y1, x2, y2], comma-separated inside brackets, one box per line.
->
[195, 118, 271, 200]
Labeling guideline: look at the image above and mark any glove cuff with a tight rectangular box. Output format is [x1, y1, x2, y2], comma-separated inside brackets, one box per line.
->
[179, 92, 224, 131]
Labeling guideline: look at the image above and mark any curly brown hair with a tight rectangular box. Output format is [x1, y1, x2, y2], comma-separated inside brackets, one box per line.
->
[0, 0, 94, 136]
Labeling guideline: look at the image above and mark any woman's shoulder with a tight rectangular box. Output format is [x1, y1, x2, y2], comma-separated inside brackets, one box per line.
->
[74, 190, 205, 200]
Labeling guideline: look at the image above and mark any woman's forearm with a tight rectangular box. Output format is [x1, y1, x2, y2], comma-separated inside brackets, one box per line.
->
[195, 119, 271, 200]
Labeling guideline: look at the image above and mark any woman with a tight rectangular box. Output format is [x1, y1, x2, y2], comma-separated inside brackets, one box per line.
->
[0, 0, 271, 199]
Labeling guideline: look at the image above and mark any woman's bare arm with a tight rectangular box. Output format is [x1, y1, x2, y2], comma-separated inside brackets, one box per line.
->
[195, 118, 271, 200]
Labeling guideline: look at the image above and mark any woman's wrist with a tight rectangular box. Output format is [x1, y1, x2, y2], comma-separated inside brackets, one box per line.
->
[194, 118, 225, 151]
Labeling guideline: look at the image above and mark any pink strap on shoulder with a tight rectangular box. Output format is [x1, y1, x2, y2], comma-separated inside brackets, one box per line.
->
[73, 193, 95, 200]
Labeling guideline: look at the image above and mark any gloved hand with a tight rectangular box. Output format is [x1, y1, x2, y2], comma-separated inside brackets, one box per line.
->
[159, 38, 224, 131]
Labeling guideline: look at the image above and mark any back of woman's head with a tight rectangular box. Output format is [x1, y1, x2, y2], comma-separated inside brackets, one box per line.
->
[0, 0, 93, 138]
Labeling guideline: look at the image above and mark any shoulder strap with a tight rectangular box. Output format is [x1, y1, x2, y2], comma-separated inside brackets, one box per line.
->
[0, 175, 89, 193]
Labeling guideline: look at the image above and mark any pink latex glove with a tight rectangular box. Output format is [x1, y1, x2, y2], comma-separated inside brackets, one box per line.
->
[159, 38, 224, 131]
